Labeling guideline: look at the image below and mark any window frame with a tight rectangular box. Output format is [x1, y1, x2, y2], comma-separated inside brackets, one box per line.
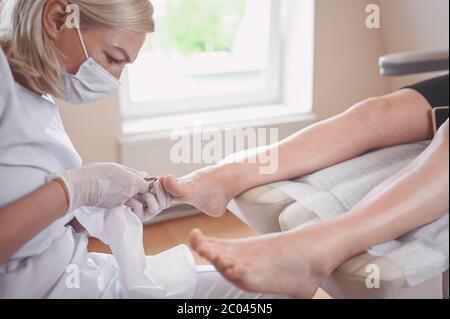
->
[120, 0, 284, 119]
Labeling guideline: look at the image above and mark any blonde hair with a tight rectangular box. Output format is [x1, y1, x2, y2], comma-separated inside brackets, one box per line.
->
[0, 0, 154, 98]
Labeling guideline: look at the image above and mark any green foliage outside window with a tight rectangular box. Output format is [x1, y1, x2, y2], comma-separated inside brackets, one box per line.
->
[144, 0, 247, 55]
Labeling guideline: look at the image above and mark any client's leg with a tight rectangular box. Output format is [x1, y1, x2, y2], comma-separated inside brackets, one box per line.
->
[189, 121, 449, 298]
[161, 89, 434, 217]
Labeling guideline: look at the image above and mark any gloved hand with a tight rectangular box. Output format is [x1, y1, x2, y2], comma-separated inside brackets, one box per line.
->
[126, 180, 172, 222]
[56, 163, 150, 212]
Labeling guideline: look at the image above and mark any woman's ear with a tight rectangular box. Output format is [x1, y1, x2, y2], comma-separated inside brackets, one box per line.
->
[42, 0, 70, 41]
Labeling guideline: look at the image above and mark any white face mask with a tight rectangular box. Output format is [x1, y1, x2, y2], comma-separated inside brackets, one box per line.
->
[62, 27, 121, 105]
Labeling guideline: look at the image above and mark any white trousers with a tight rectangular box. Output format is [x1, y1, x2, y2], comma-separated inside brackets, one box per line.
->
[194, 265, 285, 299]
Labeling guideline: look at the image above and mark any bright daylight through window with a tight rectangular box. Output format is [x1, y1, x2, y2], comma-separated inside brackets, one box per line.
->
[122, 0, 282, 118]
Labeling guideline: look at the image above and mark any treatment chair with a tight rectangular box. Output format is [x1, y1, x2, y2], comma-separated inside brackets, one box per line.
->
[227, 50, 450, 299]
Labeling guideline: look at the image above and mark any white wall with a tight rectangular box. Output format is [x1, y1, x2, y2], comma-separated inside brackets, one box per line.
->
[313, 0, 388, 120]
[58, 93, 122, 164]
[378, 0, 449, 89]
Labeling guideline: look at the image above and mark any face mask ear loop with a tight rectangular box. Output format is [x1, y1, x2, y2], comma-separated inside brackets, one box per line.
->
[75, 25, 90, 60]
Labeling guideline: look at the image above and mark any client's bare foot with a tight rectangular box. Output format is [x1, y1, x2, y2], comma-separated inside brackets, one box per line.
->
[160, 165, 238, 217]
[189, 228, 336, 299]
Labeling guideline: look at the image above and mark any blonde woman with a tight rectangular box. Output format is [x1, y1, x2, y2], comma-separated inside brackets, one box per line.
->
[0, 0, 278, 299]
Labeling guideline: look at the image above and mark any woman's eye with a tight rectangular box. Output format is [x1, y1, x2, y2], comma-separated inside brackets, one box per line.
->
[106, 55, 120, 66]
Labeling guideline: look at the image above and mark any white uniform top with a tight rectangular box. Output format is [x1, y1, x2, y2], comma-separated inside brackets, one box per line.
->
[0, 47, 90, 297]
[0, 49, 198, 299]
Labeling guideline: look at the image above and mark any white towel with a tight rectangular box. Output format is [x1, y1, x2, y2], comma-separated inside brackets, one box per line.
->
[0, 206, 198, 299]
[272, 141, 449, 286]
[73, 206, 198, 298]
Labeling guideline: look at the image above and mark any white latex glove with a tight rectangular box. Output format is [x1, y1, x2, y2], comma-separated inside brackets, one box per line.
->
[126, 180, 172, 222]
[57, 163, 150, 212]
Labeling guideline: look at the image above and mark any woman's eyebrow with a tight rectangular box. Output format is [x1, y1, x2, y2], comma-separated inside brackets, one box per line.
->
[110, 45, 131, 62]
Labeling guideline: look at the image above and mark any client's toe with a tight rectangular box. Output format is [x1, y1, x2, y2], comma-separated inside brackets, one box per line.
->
[188, 228, 205, 250]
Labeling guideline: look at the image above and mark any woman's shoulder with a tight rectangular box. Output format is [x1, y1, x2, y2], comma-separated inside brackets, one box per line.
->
[0, 47, 13, 81]
[0, 47, 17, 116]
[0, 47, 14, 92]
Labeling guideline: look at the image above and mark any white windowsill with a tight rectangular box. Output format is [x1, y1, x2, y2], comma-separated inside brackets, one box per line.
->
[121, 104, 316, 140]
[121, 105, 317, 224]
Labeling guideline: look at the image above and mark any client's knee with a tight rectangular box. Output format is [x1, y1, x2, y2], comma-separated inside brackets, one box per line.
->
[347, 96, 391, 126]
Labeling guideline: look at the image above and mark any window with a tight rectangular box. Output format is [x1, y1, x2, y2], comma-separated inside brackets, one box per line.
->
[121, 0, 283, 118]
